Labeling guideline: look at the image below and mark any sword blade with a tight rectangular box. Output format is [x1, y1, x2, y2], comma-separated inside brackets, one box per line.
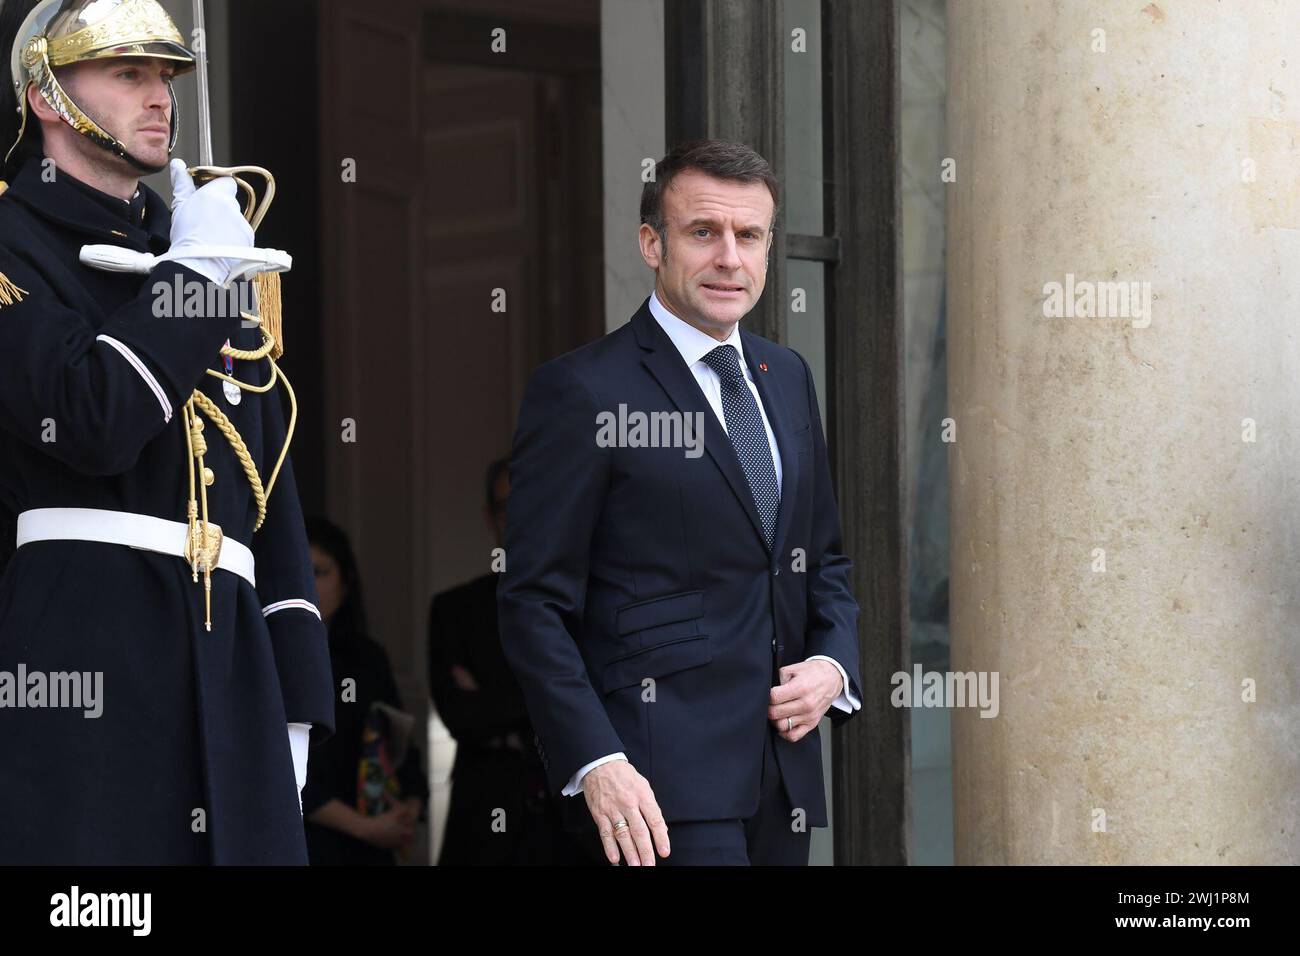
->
[192, 0, 213, 166]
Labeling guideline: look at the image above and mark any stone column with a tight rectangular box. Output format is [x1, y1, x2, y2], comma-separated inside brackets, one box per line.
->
[947, 0, 1300, 864]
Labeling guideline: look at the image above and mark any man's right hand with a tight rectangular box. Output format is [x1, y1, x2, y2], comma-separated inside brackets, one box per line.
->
[166, 158, 255, 285]
[581, 760, 670, 866]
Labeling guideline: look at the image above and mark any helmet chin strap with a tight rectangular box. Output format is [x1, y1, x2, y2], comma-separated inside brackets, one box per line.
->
[47, 75, 179, 176]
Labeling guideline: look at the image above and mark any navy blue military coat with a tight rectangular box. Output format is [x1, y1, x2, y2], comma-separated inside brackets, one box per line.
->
[0, 156, 334, 864]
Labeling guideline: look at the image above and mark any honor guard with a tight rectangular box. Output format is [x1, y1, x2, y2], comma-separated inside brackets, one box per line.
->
[0, 0, 334, 864]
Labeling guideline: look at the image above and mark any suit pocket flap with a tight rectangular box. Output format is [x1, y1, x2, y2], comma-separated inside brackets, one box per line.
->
[602, 635, 712, 691]
[615, 589, 704, 635]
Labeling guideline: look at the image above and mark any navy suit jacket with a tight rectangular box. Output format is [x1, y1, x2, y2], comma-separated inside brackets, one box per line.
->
[498, 297, 861, 827]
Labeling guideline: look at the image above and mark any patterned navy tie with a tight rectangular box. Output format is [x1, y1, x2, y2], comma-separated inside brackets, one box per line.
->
[701, 345, 780, 549]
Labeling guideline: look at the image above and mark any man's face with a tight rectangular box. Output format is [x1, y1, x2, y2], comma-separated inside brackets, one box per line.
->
[639, 168, 775, 335]
[47, 56, 176, 172]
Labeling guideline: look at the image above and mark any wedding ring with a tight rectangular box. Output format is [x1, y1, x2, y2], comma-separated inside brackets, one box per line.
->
[786, 717, 793, 732]
[612, 819, 629, 832]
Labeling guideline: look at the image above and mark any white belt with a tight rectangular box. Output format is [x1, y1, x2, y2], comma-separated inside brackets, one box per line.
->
[15, 507, 256, 588]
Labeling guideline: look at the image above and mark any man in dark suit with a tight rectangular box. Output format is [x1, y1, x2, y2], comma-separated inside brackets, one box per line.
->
[498, 140, 862, 866]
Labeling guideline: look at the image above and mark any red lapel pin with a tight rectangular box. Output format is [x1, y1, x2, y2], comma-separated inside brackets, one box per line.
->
[759, 362, 768, 372]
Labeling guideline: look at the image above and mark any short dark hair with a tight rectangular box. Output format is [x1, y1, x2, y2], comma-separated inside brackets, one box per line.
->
[639, 140, 780, 252]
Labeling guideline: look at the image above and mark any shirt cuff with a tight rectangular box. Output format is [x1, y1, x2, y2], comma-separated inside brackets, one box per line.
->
[288, 722, 312, 814]
[806, 655, 860, 713]
[561, 752, 627, 796]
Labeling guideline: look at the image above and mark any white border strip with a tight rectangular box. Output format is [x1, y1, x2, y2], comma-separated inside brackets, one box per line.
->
[95, 334, 171, 423]
[262, 598, 322, 620]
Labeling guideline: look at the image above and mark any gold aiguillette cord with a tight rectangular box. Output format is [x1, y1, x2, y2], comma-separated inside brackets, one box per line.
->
[182, 323, 297, 632]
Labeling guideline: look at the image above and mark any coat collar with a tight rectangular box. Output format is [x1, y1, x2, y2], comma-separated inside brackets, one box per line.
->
[3, 156, 170, 252]
[631, 296, 801, 559]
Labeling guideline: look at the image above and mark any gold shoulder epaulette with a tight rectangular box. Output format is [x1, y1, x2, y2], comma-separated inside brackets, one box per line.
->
[0, 181, 27, 308]
[0, 270, 27, 308]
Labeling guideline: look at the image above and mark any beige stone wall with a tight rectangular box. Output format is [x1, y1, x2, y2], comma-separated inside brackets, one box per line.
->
[947, 0, 1300, 864]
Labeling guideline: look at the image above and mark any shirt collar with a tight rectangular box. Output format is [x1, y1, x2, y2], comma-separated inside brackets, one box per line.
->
[648, 289, 749, 374]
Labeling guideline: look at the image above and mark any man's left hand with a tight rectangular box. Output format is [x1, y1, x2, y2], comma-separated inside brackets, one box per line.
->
[769, 660, 843, 743]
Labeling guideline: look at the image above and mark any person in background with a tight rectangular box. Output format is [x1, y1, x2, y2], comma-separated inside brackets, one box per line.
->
[428, 458, 593, 864]
[302, 515, 429, 865]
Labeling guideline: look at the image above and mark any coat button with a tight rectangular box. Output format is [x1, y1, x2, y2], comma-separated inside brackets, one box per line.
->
[773, 566, 781, 576]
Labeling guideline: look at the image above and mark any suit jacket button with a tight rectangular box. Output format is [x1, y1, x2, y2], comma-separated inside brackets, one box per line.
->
[773, 566, 780, 576]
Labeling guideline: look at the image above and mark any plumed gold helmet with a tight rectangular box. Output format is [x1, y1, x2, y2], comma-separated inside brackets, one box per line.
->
[5, 0, 195, 171]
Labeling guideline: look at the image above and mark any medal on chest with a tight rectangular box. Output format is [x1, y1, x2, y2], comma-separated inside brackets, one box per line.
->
[221, 341, 241, 405]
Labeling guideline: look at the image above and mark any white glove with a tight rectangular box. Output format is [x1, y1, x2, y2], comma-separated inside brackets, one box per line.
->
[288, 722, 311, 815]
[167, 158, 256, 285]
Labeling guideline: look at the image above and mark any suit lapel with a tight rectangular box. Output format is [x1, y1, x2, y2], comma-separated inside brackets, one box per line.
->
[743, 330, 800, 562]
[632, 302, 770, 551]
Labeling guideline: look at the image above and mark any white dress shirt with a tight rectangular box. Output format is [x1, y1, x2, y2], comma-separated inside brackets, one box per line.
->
[561, 292, 862, 796]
